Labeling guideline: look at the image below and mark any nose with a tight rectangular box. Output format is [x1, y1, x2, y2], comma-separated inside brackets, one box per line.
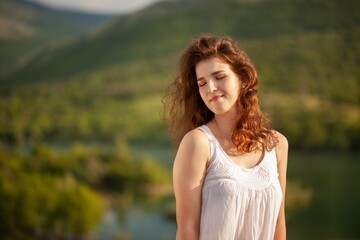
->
[207, 79, 217, 93]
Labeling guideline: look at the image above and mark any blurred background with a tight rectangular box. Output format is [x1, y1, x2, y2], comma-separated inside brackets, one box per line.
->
[0, 0, 359, 239]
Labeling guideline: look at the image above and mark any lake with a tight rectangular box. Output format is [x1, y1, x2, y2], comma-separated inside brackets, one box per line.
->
[97, 206, 176, 240]
[98, 148, 360, 239]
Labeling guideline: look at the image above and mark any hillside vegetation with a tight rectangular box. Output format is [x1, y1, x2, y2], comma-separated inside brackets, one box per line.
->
[1, 0, 359, 150]
[0, 0, 111, 77]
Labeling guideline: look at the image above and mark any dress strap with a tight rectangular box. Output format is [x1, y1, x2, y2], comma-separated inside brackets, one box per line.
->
[198, 125, 216, 162]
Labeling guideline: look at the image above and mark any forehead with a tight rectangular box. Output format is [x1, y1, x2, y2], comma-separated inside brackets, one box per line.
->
[195, 57, 231, 76]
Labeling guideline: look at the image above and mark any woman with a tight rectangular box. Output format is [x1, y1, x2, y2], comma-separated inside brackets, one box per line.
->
[162, 34, 288, 240]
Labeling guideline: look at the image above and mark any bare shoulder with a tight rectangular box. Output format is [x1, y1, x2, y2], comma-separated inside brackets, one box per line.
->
[181, 128, 209, 148]
[176, 128, 210, 165]
[273, 131, 288, 166]
[274, 131, 288, 151]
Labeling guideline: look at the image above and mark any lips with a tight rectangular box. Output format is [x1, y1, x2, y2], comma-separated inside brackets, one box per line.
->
[210, 95, 223, 102]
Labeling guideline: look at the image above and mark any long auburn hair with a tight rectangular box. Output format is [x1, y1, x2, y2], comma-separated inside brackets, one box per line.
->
[162, 34, 277, 153]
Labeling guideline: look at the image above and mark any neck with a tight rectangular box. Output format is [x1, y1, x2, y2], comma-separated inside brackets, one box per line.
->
[212, 109, 240, 139]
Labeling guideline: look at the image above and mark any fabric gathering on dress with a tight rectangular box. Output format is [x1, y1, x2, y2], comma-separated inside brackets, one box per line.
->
[198, 125, 282, 240]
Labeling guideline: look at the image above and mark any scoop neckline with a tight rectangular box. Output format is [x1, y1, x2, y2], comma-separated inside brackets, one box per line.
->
[202, 125, 267, 171]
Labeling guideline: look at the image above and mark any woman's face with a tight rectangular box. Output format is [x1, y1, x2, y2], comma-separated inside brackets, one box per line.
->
[195, 57, 241, 116]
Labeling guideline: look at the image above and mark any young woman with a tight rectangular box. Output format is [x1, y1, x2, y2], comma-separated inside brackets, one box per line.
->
[162, 34, 288, 240]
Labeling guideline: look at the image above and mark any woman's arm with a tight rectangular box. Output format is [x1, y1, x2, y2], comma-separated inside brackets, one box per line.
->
[173, 129, 209, 240]
[274, 131, 289, 240]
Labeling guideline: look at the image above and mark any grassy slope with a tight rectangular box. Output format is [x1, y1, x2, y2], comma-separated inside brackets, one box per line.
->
[0, 0, 112, 76]
[3, 0, 359, 97]
[0, 0, 359, 150]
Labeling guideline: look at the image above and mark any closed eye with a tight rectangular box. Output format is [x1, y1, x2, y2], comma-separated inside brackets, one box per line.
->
[198, 82, 206, 87]
[215, 74, 226, 80]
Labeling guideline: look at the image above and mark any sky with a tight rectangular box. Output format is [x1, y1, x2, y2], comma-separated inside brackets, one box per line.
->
[25, 0, 163, 15]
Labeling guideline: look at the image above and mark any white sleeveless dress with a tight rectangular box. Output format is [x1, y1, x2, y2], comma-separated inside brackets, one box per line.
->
[198, 125, 282, 240]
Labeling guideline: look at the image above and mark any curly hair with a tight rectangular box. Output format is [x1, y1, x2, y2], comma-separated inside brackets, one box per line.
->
[162, 34, 278, 153]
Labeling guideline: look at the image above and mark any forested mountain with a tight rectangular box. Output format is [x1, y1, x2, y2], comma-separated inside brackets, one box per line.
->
[0, 0, 112, 77]
[1, 0, 359, 150]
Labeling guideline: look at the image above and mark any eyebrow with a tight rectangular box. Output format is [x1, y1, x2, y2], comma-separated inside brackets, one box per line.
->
[196, 70, 226, 82]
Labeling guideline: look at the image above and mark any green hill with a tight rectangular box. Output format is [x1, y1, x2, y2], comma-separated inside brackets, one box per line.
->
[0, 0, 112, 77]
[0, 0, 359, 150]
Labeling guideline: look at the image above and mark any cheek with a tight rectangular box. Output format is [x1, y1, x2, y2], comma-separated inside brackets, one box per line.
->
[199, 88, 207, 101]
[231, 79, 241, 94]
[199, 89, 212, 109]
